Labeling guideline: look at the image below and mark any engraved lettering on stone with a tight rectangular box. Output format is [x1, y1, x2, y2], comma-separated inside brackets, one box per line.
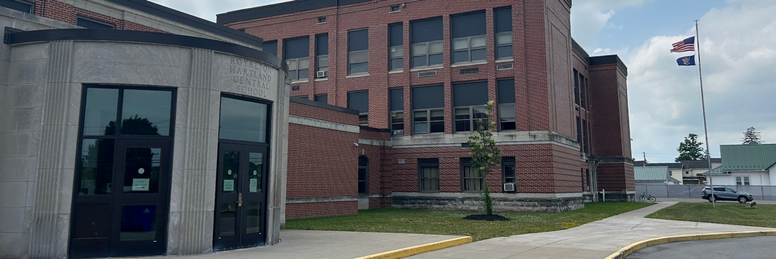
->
[228, 57, 273, 98]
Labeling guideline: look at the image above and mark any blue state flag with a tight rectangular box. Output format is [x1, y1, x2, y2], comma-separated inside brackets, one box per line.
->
[677, 55, 695, 66]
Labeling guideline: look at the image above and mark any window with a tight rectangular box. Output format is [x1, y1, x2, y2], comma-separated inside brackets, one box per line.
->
[77, 17, 115, 29]
[451, 11, 486, 64]
[263, 41, 277, 56]
[284, 37, 310, 81]
[582, 119, 589, 153]
[461, 158, 483, 192]
[348, 91, 369, 126]
[1, 0, 34, 13]
[389, 23, 403, 71]
[317, 16, 326, 23]
[573, 69, 579, 105]
[580, 74, 587, 109]
[220, 96, 269, 143]
[497, 78, 516, 130]
[314, 94, 328, 104]
[316, 34, 329, 77]
[576, 116, 581, 145]
[453, 81, 488, 132]
[411, 17, 443, 68]
[494, 7, 513, 59]
[358, 156, 368, 194]
[390, 4, 400, 12]
[412, 85, 444, 134]
[390, 88, 404, 135]
[736, 176, 750, 185]
[502, 157, 516, 192]
[418, 159, 439, 192]
[348, 29, 369, 75]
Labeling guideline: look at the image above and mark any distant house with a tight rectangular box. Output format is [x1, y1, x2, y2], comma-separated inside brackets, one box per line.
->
[634, 166, 677, 184]
[634, 158, 722, 184]
[707, 144, 776, 186]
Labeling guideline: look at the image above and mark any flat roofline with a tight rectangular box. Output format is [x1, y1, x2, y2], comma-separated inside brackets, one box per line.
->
[5, 28, 286, 71]
[106, 0, 264, 47]
[290, 96, 360, 115]
[217, 0, 372, 25]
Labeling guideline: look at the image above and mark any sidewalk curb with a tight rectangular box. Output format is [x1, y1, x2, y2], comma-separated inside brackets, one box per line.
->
[604, 230, 776, 259]
[353, 236, 473, 259]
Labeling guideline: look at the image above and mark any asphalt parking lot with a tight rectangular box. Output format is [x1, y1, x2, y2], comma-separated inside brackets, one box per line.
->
[626, 235, 776, 259]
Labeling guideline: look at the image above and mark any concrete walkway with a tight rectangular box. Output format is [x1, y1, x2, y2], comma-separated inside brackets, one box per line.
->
[408, 202, 776, 259]
[135, 230, 464, 259]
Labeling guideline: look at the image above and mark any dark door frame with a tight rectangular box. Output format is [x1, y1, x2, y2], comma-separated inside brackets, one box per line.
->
[213, 141, 270, 251]
[69, 85, 176, 259]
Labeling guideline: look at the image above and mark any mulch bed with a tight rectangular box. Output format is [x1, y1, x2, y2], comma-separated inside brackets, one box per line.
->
[462, 214, 510, 221]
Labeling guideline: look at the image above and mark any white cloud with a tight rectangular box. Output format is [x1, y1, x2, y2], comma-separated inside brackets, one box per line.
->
[570, 0, 651, 50]
[150, 0, 290, 22]
[626, 2, 776, 161]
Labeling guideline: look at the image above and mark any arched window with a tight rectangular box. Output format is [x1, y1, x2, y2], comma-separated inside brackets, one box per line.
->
[358, 156, 369, 194]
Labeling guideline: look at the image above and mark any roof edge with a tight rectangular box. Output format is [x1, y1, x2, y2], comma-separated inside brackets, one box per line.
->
[290, 96, 360, 115]
[105, 0, 264, 47]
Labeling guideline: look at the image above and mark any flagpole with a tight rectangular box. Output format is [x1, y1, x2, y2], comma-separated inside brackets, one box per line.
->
[695, 20, 715, 208]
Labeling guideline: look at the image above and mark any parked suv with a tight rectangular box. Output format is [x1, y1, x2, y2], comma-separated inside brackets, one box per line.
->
[702, 186, 753, 203]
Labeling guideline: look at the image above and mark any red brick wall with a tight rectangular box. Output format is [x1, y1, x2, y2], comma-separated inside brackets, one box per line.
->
[227, 0, 566, 134]
[597, 163, 635, 192]
[286, 201, 357, 219]
[589, 64, 630, 158]
[390, 143, 581, 194]
[287, 103, 359, 199]
[30, 0, 166, 33]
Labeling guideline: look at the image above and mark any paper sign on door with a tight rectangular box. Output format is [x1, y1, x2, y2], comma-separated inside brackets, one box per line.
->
[132, 179, 150, 191]
[250, 178, 258, 192]
[223, 179, 235, 192]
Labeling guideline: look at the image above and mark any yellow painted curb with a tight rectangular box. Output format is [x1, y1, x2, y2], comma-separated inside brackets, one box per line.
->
[603, 230, 776, 259]
[353, 236, 473, 259]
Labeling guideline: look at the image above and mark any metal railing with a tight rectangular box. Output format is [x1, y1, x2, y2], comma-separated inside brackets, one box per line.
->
[636, 184, 776, 201]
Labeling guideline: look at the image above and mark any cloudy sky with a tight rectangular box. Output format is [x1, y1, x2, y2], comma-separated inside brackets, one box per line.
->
[151, 0, 776, 163]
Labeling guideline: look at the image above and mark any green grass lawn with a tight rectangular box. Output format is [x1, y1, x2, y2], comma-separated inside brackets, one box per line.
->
[286, 202, 652, 241]
[645, 202, 776, 228]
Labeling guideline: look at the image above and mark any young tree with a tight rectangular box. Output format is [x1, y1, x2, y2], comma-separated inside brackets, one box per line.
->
[675, 133, 705, 162]
[466, 100, 501, 215]
[742, 127, 762, 145]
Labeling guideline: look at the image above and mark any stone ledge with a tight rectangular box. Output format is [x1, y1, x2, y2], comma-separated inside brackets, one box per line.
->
[392, 195, 584, 213]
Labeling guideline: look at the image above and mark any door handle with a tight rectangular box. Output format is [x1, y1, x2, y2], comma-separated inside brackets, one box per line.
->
[237, 193, 243, 207]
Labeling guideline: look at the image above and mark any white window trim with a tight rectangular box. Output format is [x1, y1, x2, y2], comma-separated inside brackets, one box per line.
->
[452, 35, 487, 64]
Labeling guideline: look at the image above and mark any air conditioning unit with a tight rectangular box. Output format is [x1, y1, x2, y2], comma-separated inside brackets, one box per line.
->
[392, 130, 404, 135]
[316, 70, 327, 78]
[503, 183, 515, 192]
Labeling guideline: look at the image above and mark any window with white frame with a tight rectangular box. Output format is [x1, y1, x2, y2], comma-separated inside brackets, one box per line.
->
[494, 6, 513, 60]
[497, 78, 516, 130]
[347, 91, 369, 126]
[419, 158, 439, 192]
[348, 29, 369, 75]
[453, 81, 488, 132]
[284, 36, 309, 81]
[390, 88, 404, 135]
[502, 157, 516, 187]
[411, 17, 443, 68]
[451, 11, 486, 64]
[412, 85, 444, 134]
[389, 23, 404, 71]
[316, 33, 329, 77]
[461, 158, 483, 192]
[736, 176, 750, 185]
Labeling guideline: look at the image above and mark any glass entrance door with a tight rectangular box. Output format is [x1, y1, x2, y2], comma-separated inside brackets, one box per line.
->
[69, 139, 170, 258]
[213, 143, 268, 251]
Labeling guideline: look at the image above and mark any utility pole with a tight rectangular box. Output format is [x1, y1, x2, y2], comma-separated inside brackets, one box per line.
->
[642, 152, 647, 165]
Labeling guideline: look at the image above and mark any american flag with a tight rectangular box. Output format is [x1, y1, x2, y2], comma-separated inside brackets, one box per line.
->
[671, 36, 695, 52]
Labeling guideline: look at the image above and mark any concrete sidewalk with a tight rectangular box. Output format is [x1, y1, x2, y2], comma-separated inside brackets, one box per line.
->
[135, 230, 464, 259]
[408, 202, 776, 259]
